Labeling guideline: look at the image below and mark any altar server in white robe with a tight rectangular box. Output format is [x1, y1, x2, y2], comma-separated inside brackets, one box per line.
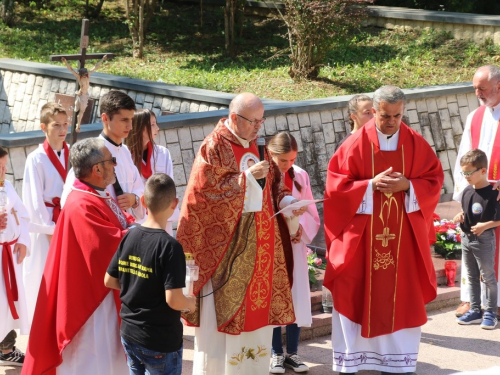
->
[0, 146, 31, 362]
[22, 102, 69, 326]
[267, 132, 320, 373]
[125, 108, 179, 235]
[61, 91, 145, 221]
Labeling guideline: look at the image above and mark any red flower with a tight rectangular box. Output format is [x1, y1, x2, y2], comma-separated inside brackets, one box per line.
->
[433, 212, 441, 221]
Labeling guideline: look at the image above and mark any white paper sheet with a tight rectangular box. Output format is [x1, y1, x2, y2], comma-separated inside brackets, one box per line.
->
[269, 199, 326, 219]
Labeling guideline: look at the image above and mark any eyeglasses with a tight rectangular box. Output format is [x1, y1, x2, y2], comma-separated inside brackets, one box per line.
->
[460, 168, 481, 177]
[93, 157, 117, 167]
[235, 113, 266, 126]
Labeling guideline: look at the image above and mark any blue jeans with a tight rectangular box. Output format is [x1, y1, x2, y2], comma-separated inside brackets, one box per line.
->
[272, 324, 301, 355]
[462, 230, 498, 313]
[121, 336, 182, 375]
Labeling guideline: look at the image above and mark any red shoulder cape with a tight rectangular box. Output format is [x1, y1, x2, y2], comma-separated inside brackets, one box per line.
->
[323, 120, 443, 337]
[22, 182, 128, 375]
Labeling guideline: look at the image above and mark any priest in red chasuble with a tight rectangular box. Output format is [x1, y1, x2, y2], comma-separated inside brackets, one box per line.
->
[177, 93, 304, 375]
[22, 138, 132, 375]
[323, 85, 443, 374]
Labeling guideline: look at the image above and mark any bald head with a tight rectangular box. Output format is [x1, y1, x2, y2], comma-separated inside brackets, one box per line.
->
[228, 93, 265, 141]
[473, 65, 500, 108]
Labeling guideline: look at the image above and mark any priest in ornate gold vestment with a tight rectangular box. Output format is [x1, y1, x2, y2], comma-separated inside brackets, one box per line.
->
[324, 86, 444, 374]
[177, 93, 302, 375]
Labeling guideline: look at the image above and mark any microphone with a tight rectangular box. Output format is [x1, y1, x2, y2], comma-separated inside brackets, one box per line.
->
[256, 138, 266, 189]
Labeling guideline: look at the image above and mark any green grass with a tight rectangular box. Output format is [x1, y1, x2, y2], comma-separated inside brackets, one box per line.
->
[1, 1, 499, 101]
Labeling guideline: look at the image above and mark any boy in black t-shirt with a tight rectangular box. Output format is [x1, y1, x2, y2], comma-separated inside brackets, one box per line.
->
[105, 173, 196, 375]
[453, 149, 499, 330]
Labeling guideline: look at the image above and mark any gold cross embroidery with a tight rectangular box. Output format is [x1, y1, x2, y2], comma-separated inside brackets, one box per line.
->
[11, 207, 19, 225]
[375, 227, 395, 247]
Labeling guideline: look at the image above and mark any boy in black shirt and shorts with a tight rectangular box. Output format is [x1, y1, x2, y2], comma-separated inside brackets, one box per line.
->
[453, 149, 499, 330]
[105, 173, 196, 375]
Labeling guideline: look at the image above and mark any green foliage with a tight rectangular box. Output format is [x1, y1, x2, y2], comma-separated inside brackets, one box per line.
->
[1, 3, 500, 101]
[307, 249, 326, 284]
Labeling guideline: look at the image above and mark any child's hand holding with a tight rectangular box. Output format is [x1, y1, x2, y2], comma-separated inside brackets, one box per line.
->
[453, 211, 464, 224]
[471, 222, 488, 236]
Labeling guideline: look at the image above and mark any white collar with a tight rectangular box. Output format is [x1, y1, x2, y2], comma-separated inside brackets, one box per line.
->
[224, 120, 250, 148]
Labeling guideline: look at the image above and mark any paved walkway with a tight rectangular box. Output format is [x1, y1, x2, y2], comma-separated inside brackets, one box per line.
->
[2, 306, 499, 374]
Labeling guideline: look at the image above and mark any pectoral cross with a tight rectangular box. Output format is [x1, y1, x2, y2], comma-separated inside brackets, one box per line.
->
[11, 207, 19, 226]
[375, 227, 395, 247]
[50, 19, 114, 147]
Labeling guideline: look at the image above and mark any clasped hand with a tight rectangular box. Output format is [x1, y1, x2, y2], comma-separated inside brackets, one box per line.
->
[373, 167, 410, 193]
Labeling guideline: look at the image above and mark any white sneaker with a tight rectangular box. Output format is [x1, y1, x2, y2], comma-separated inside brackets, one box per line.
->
[269, 353, 285, 374]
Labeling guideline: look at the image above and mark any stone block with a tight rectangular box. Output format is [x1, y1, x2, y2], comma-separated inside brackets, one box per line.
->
[141, 102, 152, 110]
[447, 102, 459, 117]
[320, 110, 332, 124]
[17, 120, 27, 132]
[459, 106, 470, 124]
[165, 128, 179, 143]
[406, 100, 416, 110]
[25, 144, 38, 156]
[450, 116, 463, 136]
[11, 100, 22, 121]
[443, 169, 454, 195]
[443, 129, 455, 149]
[66, 82, 76, 96]
[326, 143, 336, 158]
[20, 94, 32, 121]
[462, 25, 473, 41]
[40, 78, 51, 100]
[446, 95, 457, 104]
[300, 127, 313, 143]
[298, 113, 311, 127]
[407, 109, 419, 124]
[47, 92, 56, 102]
[426, 98, 438, 113]
[192, 141, 203, 154]
[2, 71, 12, 92]
[466, 93, 479, 112]
[409, 122, 421, 135]
[264, 116, 277, 136]
[161, 97, 172, 112]
[437, 151, 450, 171]
[429, 113, 445, 151]
[19, 73, 28, 83]
[0, 84, 7, 102]
[7, 82, 18, 106]
[180, 100, 190, 114]
[155, 131, 166, 147]
[35, 76, 43, 87]
[304, 142, 315, 165]
[9, 147, 26, 180]
[135, 92, 145, 105]
[50, 79, 60, 93]
[203, 124, 215, 137]
[290, 131, 302, 152]
[198, 103, 209, 112]
[168, 144, 182, 164]
[171, 99, 181, 113]
[286, 113, 299, 131]
[436, 97, 448, 110]
[473, 25, 484, 44]
[256, 124, 264, 138]
[11, 72, 20, 85]
[153, 96, 162, 108]
[26, 74, 36, 94]
[173, 164, 187, 185]
[189, 101, 200, 113]
[333, 120, 345, 134]
[447, 149, 458, 171]
[494, 30, 500, 46]
[144, 93, 154, 103]
[178, 127, 192, 150]
[91, 86, 101, 100]
[317, 153, 329, 173]
[331, 109, 343, 121]
[208, 104, 219, 111]
[190, 126, 205, 142]
[309, 111, 322, 132]
[313, 132, 326, 155]
[438, 109, 451, 129]
[456, 94, 468, 107]
[58, 80, 68, 95]
[181, 149, 195, 176]
[454, 135, 462, 151]
[322, 123, 335, 144]
[276, 115, 288, 132]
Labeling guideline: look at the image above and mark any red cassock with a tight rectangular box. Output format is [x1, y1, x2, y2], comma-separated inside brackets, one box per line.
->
[22, 180, 128, 375]
[323, 120, 443, 338]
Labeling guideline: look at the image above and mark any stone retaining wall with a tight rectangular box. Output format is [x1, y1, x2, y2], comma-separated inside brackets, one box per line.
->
[0, 60, 478, 206]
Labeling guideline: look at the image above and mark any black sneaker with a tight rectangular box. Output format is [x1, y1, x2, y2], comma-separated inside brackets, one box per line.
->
[284, 354, 309, 373]
[0, 346, 25, 366]
[269, 353, 285, 374]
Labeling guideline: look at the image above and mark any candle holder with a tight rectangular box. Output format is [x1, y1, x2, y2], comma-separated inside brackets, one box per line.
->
[444, 260, 457, 287]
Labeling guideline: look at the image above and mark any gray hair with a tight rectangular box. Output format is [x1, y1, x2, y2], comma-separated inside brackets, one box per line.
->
[482, 65, 500, 82]
[70, 138, 106, 179]
[373, 85, 406, 110]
